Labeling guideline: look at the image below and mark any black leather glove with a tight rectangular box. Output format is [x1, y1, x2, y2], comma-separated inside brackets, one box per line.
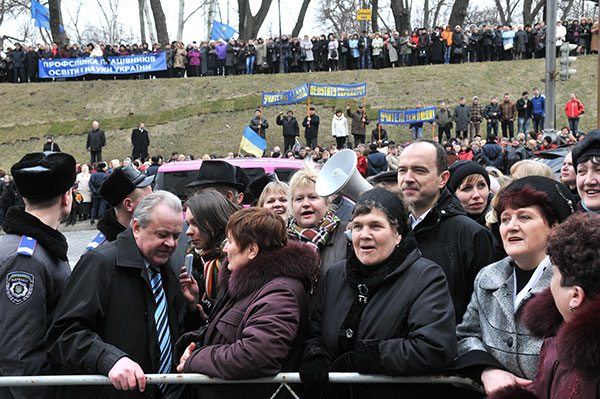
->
[330, 351, 357, 372]
[299, 356, 330, 398]
[174, 328, 206, 360]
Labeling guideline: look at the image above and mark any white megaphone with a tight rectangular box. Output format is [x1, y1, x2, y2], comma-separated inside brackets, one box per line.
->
[316, 149, 373, 202]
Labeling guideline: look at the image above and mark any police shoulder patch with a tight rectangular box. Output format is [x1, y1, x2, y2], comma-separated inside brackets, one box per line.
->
[17, 236, 37, 256]
[6, 272, 35, 305]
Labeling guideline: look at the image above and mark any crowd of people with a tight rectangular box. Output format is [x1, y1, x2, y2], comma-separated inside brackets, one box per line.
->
[1, 115, 600, 399]
[1, 16, 598, 83]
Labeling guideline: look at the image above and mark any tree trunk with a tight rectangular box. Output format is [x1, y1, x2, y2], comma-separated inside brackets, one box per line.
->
[371, 0, 379, 33]
[177, 0, 185, 42]
[139, 0, 147, 43]
[523, 0, 545, 26]
[291, 0, 312, 37]
[560, 0, 574, 21]
[432, 0, 446, 28]
[238, 0, 272, 40]
[448, 0, 469, 28]
[144, 0, 157, 43]
[423, 0, 430, 29]
[390, 0, 410, 33]
[149, 0, 169, 44]
[47, 0, 68, 45]
[494, 0, 508, 25]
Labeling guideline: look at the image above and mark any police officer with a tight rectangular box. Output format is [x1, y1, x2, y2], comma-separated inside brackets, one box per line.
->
[0, 152, 76, 399]
[86, 163, 154, 251]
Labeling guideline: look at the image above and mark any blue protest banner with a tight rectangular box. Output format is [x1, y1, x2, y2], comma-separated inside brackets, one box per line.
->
[262, 84, 309, 106]
[38, 53, 167, 78]
[378, 107, 437, 124]
[308, 83, 366, 98]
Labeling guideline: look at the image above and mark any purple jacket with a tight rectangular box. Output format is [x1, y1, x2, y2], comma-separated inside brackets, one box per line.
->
[215, 43, 227, 60]
[182, 241, 318, 382]
[188, 49, 201, 66]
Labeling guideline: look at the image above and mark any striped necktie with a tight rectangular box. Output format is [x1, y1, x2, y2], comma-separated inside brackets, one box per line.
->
[148, 264, 172, 392]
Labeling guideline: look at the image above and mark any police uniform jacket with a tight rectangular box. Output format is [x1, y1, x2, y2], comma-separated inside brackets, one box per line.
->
[47, 228, 189, 399]
[0, 207, 70, 399]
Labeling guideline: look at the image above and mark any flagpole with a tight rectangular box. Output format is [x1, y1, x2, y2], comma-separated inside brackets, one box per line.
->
[378, 123, 381, 148]
[258, 105, 264, 138]
[307, 96, 311, 127]
[362, 94, 367, 127]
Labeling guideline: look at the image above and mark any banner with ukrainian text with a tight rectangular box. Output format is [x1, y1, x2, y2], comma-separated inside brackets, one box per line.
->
[308, 83, 367, 98]
[262, 84, 309, 106]
[378, 107, 436, 124]
[38, 53, 167, 78]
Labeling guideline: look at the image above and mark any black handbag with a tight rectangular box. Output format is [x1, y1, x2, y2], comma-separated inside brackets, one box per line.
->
[330, 49, 338, 58]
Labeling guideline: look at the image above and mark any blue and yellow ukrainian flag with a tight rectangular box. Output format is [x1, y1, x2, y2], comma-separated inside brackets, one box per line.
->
[240, 126, 267, 157]
[211, 21, 237, 41]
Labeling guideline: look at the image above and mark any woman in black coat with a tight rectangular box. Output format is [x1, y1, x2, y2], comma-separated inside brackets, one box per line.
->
[300, 188, 456, 398]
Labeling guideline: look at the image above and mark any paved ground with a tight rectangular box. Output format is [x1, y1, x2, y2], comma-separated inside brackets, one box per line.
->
[63, 227, 98, 268]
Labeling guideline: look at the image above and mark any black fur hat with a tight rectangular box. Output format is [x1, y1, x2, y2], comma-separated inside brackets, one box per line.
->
[11, 152, 76, 200]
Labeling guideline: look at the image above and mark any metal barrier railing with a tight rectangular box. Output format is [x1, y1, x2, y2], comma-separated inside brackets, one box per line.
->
[0, 373, 484, 393]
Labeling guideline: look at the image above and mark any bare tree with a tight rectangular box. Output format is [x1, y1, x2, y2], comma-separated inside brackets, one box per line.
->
[464, 3, 500, 27]
[0, 0, 29, 48]
[371, 0, 379, 32]
[144, 0, 157, 43]
[177, 0, 184, 41]
[138, 0, 146, 43]
[47, 0, 68, 45]
[291, 0, 312, 37]
[389, 0, 411, 33]
[96, 0, 120, 43]
[64, 0, 84, 43]
[559, 0, 575, 21]
[522, 0, 544, 26]
[493, 0, 521, 26]
[149, 0, 169, 44]
[448, 0, 469, 28]
[238, 0, 272, 40]
[431, 0, 448, 28]
[315, 0, 363, 35]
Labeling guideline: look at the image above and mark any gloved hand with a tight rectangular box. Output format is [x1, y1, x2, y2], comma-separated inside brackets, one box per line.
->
[174, 328, 206, 360]
[330, 351, 357, 372]
[299, 355, 330, 398]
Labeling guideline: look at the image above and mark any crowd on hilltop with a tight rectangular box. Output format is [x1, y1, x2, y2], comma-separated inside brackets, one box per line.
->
[1, 16, 598, 83]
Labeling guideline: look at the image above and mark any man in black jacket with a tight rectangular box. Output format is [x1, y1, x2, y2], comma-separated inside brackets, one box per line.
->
[0, 152, 75, 399]
[483, 97, 502, 138]
[397, 139, 493, 323]
[131, 122, 150, 161]
[516, 91, 533, 137]
[86, 121, 106, 165]
[48, 191, 194, 398]
[302, 107, 320, 149]
[43, 135, 61, 152]
[276, 110, 299, 152]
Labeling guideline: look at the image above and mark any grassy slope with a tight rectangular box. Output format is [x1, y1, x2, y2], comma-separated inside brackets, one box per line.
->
[0, 56, 596, 170]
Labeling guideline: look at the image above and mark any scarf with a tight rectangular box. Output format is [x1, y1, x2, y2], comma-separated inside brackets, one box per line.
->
[287, 210, 340, 251]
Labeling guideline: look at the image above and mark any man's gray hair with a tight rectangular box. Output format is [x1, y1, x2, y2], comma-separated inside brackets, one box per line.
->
[132, 190, 182, 228]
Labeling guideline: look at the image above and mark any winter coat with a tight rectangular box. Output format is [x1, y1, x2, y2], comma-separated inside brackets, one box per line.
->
[347, 109, 369, 136]
[0, 208, 70, 399]
[371, 127, 388, 144]
[302, 115, 320, 139]
[398, 35, 412, 55]
[255, 42, 266, 65]
[75, 172, 92, 203]
[531, 95, 545, 117]
[249, 116, 269, 138]
[348, 38, 359, 58]
[225, 44, 235, 67]
[276, 115, 299, 137]
[458, 149, 474, 161]
[300, 39, 313, 61]
[565, 98, 584, 118]
[371, 37, 384, 56]
[327, 40, 339, 60]
[386, 37, 398, 62]
[484, 103, 502, 122]
[455, 256, 551, 380]
[304, 234, 457, 398]
[173, 48, 187, 69]
[10, 47, 25, 68]
[516, 98, 533, 118]
[188, 49, 201, 66]
[412, 188, 494, 323]
[86, 129, 106, 151]
[489, 288, 600, 399]
[514, 30, 528, 52]
[131, 128, 150, 156]
[366, 150, 388, 176]
[215, 43, 227, 60]
[436, 107, 453, 128]
[481, 143, 504, 169]
[470, 103, 483, 123]
[504, 145, 528, 174]
[500, 101, 517, 122]
[453, 104, 471, 131]
[88, 170, 109, 197]
[181, 242, 318, 399]
[331, 114, 349, 137]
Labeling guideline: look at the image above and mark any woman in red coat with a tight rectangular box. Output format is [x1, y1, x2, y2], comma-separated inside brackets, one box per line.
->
[564, 93, 584, 134]
[490, 212, 600, 399]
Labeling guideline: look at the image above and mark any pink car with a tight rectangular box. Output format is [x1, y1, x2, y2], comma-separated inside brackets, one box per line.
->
[155, 157, 309, 202]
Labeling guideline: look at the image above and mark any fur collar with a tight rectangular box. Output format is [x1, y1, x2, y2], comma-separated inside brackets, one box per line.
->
[523, 286, 600, 375]
[97, 207, 126, 242]
[218, 241, 319, 301]
[2, 206, 68, 261]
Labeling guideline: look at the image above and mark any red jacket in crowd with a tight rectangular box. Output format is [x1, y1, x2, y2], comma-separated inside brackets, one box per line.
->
[565, 98, 584, 118]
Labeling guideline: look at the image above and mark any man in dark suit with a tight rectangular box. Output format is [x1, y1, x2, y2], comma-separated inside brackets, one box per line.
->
[86, 121, 106, 165]
[131, 122, 150, 161]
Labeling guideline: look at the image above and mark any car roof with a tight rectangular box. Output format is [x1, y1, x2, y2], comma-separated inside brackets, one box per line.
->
[157, 157, 309, 172]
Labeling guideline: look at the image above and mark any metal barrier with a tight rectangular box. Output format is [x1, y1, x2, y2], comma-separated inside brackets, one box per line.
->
[0, 373, 484, 396]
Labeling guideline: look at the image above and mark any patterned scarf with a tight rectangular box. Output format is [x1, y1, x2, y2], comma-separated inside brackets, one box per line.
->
[287, 210, 340, 251]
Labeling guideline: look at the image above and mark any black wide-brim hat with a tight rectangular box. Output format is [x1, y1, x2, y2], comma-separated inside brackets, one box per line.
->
[11, 152, 76, 200]
[100, 163, 154, 207]
[186, 160, 248, 191]
[572, 129, 600, 170]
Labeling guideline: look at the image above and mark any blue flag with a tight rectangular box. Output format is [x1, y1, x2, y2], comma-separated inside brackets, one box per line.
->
[31, 0, 63, 32]
[211, 21, 237, 41]
[240, 125, 267, 157]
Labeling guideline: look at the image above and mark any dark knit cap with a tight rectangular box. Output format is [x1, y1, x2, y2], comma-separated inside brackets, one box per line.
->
[11, 152, 76, 200]
[499, 176, 576, 223]
[355, 188, 409, 235]
[572, 129, 600, 170]
[446, 160, 490, 193]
